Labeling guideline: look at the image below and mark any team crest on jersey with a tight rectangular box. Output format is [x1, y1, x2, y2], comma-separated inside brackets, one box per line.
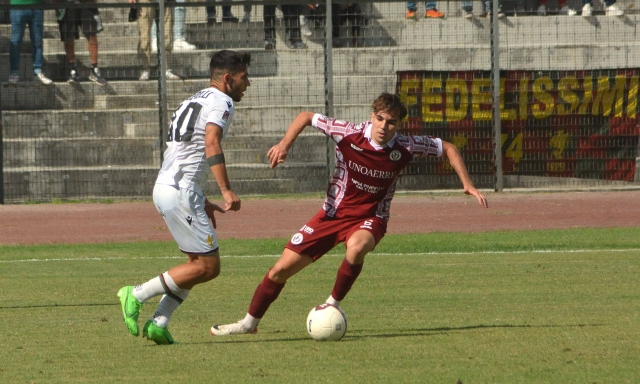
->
[389, 150, 401, 161]
[291, 233, 304, 245]
[222, 111, 230, 121]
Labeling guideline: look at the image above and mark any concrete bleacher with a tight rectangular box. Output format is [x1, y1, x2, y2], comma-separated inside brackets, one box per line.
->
[1, 1, 639, 201]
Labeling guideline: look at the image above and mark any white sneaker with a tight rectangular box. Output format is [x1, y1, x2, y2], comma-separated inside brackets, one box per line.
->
[8, 73, 19, 85]
[559, 5, 577, 15]
[463, 9, 473, 18]
[151, 38, 158, 53]
[605, 4, 623, 16]
[173, 39, 196, 52]
[165, 70, 180, 80]
[241, 11, 251, 23]
[139, 70, 149, 81]
[537, 5, 546, 15]
[299, 15, 313, 37]
[210, 321, 257, 336]
[582, 3, 592, 16]
[35, 73, 53, 85]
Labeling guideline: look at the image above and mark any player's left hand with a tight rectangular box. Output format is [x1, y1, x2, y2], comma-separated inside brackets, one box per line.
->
[204, 200, 225, 228]
[464, 187, 488, 208]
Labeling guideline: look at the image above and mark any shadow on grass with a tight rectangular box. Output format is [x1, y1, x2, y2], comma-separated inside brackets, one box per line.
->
[183, 323, 606, 345]
[0, 303, 118, 310]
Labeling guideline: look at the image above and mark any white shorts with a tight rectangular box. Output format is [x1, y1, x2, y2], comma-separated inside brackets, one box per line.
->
[153, 183, 219, 255]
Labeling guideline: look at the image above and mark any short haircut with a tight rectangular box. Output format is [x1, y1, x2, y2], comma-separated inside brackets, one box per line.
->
[209, 50, 252, 79]
[371, 93, 408, 121]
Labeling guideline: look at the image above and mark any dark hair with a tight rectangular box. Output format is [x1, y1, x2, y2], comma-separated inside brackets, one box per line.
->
[371, 93, 408, 121]
[210, 50, 251, 79]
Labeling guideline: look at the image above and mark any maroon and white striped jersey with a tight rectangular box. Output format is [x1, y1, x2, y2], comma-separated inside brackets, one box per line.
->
[311, 113, 443, 221]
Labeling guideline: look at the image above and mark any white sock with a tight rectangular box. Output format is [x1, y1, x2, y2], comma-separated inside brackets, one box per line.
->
[152, 273, 189, 327]
[153, 289, 189, 328]
[133, 272, 181, 303]
[240, 313, 260, 330]
[326, 295, 341, 308]
[133, 276, 164, 303]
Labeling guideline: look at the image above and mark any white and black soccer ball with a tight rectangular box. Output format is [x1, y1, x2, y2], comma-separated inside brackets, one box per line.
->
[306, 304, 347, 341]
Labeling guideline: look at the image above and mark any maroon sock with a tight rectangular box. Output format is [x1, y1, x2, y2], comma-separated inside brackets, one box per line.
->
[331, 259, 363, 301]
[248, 272, 285, 318]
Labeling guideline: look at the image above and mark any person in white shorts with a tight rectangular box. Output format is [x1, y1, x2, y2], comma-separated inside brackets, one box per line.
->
[117, 50, 251, 345]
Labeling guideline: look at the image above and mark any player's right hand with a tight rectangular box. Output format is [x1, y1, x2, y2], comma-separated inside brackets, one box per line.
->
[267, 144, 288, 168]
[204, 200, 225, 228]
[222, 190, 241, 211]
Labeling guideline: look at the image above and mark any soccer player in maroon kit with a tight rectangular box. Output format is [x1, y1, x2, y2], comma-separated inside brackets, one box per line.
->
[210, 92, 488, 336]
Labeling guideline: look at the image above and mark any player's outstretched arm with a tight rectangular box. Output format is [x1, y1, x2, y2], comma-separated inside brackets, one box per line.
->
[204, 198, 225, 228]
[267, 112, 315, 168]
[442, 141, 488, 208]
[206, 123, 241, 211]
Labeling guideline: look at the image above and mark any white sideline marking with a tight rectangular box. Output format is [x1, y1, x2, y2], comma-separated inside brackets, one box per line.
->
[1, 248, 639, 263]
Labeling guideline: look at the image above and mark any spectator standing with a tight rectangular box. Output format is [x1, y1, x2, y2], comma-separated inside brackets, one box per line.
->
[129, 0, 180, 80]
[537, 0, 576, 15]
[406, 2, 444, 19]
[581, 0, 623, 16]
[264, 4, 306, 50]
[461, 1, 504, 18]
[9, 0, 52, 84]
[55, 0, 107, 85]
[206, 0, 239, 24]
[151, 0, 196, 53]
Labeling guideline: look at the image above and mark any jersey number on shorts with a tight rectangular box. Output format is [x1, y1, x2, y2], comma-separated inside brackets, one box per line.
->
[168, 102, 203, 142]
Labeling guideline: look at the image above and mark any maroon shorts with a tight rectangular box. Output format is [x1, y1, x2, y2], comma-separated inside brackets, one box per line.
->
[285, 209, 387, 261]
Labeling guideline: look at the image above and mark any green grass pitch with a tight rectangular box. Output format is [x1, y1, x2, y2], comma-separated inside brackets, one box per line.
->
[1, 227, 639, 383]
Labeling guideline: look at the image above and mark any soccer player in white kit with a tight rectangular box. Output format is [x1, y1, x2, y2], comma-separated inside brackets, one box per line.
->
[210, 93, 487, 336]
[117, 50, 251, 344]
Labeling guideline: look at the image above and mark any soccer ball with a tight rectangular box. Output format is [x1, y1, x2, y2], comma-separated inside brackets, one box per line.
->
[306, 304, 347, 341]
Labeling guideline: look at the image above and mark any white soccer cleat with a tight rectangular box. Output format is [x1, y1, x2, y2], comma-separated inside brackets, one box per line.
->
[582, 3, 592, 17]
[210, 321, 257, 336]
[605, 4, 623, 16]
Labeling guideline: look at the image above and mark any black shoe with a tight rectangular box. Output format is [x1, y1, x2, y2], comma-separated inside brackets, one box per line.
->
[286, 39, 307, 49]
[67, 68, 80, 83]
[264, 39, 276, 50]
[222, 14, 239, 22]
[207, 16, 216, 26]
[89, 67, 107, 86]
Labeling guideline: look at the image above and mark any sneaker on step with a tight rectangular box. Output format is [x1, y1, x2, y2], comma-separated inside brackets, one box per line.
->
[166, 69, 181, 80]
[537, 4, 546, 15]
[8, 73, 19, 85]
[463, 8, 473, 18]
[605, 4, 623, 16]
[35, 73, 53, 85]
[139, 70, 150, 81]
[210, 321, 257, 336]
[143, 320, 176, 345]
[222, 13, 239, 22]
[425, 9, 445, 18]
[264, 38, 276, 50]
[117, 286, 143, 336]
[405, 10, 417, 20]
[559, 5, 577, 15]
[173, 39, 196, 51]
[67, 68, 80, 83]
[88, 67, 107, 86]
[582, 3, 592, 16]
[285, 39, 307, 49]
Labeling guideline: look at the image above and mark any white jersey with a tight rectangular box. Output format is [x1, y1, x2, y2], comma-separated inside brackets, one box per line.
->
[156, 87, 235, 195]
